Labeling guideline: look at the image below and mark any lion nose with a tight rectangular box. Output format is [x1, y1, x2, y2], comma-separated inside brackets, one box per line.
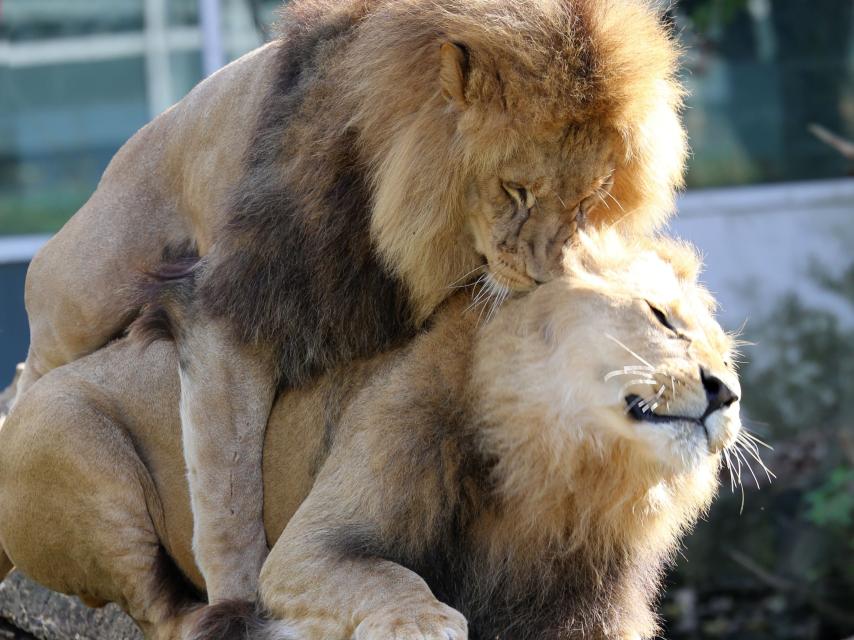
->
[700, 367, 739, 415]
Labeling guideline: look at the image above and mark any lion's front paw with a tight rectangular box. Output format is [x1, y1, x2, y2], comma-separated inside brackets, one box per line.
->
[355, 601, 467, 640]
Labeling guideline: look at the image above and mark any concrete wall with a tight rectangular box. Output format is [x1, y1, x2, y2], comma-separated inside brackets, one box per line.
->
[672, 178, 854, 331]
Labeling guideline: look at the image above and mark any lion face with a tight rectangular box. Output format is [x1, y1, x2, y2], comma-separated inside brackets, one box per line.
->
[464, 125, 619, 292]
[476, 231, 741, 477]
[579, 259, 742, 473]
[358, 2, 686, 324]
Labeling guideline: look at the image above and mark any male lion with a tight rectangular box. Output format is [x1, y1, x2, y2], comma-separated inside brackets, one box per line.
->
[0, 232, 741, 640]
[17, 0, 686, 602]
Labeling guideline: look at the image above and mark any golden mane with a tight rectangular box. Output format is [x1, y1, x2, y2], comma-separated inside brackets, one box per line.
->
[471, 231, 720, 580]
[13, 0, 693, 621]
[0, 231, 739, 639]
[312, 0, 688, 318]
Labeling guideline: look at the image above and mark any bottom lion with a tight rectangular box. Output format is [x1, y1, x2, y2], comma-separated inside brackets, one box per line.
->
[0, 231, 742, 640]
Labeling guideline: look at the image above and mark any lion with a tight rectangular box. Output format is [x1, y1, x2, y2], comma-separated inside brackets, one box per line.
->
[16, 0, 686, 602]
[0, 231, 741, 640]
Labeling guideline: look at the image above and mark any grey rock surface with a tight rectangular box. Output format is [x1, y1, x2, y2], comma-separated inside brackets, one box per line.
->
[0, 573, 141, 640]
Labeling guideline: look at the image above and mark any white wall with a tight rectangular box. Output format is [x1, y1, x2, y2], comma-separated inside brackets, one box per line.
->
[672, 178, 854, 331]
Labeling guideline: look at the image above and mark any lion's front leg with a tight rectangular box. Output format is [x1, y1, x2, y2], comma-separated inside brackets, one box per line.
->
[260, 545, 467, 640]
[355, 593, 467, 640]
[260, 460, 468, 640]
[176, 317, 277, 603]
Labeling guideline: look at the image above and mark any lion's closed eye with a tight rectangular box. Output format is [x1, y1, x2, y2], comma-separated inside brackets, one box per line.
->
[502, 182, 535, 210]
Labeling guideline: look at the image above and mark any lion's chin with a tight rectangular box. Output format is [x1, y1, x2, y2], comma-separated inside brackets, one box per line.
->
[486, 262, 536, 292]
[637, 420, 732, 475]
[597, 410, 719, 476]
[614, 395, 740, 472]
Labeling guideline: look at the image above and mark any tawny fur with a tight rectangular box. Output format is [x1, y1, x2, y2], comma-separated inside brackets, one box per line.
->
[0, 232, 740, 640]
[17, 0, 687, 602]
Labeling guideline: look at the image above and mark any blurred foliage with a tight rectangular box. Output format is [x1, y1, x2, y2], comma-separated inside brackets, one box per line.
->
[684, 0, 750, 33]
[806, 466, 854, 531]
[663, 261, 854, 639]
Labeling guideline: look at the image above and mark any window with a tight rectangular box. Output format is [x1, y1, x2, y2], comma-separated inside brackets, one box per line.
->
[0, 0, 262, 235]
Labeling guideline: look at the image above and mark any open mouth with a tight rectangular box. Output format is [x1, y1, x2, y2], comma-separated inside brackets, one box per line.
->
[624, 395, 708, 440]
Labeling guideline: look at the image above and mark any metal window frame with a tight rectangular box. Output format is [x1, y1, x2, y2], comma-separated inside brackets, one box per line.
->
[1, 0, 238, 117]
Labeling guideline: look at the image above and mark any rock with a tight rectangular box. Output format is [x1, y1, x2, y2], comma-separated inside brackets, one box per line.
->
[0, 573, 141, 640]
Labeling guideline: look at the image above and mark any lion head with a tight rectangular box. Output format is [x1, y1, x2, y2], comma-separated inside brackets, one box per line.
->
[332, 0, 686, 320]
[470, 230, 742, 562]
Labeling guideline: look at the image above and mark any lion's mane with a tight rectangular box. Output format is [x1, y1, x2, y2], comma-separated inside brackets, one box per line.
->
[197, 0, 686, 387]
[0, 233, 735, 640]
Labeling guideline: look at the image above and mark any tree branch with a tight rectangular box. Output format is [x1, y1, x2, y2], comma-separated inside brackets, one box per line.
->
[808, 123, 854, 161]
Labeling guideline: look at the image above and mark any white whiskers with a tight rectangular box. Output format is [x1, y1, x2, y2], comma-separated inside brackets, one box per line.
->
[465, 273, 491, 312]
[720, 426, 774, 513]
[603, 365, 656, 381]
[601, 189, 625, 213]
[618, 379, 658, 406]
[465, 273, 510, 327]
[605, 333, 656, 370]
[603, 336, 669, 414]
[643, 384, 667, 413]
[603, 333, 774, 513]
[445, 264, 487, 290]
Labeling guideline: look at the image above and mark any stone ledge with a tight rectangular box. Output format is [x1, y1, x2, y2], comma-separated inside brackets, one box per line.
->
[0, 573, 140, 640]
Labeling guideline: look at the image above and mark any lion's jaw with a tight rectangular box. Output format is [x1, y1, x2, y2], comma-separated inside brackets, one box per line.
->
[471, 231, 741, 550]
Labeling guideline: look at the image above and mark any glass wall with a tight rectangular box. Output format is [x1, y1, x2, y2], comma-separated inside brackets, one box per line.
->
[0, 0, 264, 235]
[677, 0, 854, 187]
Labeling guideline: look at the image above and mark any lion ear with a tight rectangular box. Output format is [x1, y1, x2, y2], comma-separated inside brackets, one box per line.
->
[439, 42, 469, 110]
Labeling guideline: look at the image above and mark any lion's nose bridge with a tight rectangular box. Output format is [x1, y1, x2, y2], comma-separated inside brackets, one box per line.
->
[689, 341, 738, 387]
[520, 207, 575, 276]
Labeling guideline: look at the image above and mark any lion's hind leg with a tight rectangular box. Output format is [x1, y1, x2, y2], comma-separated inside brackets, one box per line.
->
[16, 176, 194, 405]
[0, 375, 202, 639]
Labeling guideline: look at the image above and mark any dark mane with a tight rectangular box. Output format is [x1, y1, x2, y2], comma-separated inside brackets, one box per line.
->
[161, 0, 684, 391]
[326, 473, 666, 640]
[197, 4, 416, 388]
